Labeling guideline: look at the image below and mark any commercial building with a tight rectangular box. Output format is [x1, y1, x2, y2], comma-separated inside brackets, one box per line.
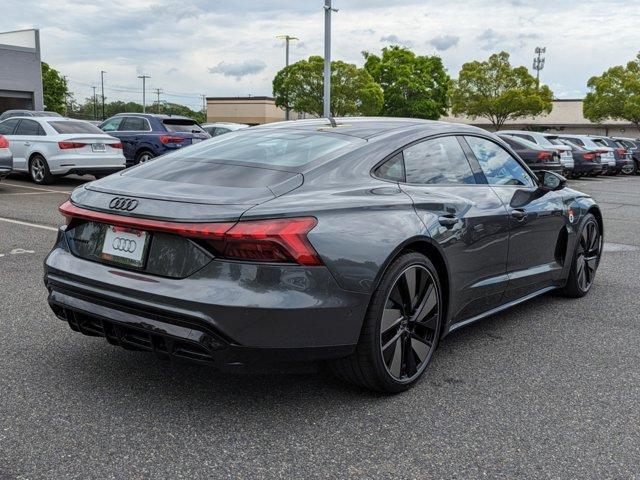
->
[205, 96, 307, 125]
[441, 99, 638, 136]
[0, 29, 44, 113]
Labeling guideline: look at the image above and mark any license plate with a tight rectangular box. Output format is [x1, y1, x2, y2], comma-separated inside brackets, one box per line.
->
[101, 225, 149, 268]
[92, 143, 106, 152]
[191, 138, 202, 144]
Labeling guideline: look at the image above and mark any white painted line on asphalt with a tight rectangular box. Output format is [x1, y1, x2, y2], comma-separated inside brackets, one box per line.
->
[0, 216, 58, 232]
[0, 182, 72, 194]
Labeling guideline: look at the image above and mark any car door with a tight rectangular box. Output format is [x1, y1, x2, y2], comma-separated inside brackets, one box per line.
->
[117, 116, 149, 160]
[9, 119, 44, 171]
[0, 119, 22, 169]
[463, 135, 566, 302]
[389, 134, 511, 324]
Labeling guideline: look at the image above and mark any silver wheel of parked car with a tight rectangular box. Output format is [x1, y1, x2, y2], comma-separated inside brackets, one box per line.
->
[29, 155, 53, 185]
[136, 151, 154, 164]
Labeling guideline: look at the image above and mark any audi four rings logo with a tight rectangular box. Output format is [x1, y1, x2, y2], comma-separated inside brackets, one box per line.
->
[112, 237, 137, 253]
[109, 197, 139, 211]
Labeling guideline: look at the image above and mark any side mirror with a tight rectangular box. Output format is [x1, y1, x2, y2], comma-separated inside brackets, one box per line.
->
[537, 170, 566, 191]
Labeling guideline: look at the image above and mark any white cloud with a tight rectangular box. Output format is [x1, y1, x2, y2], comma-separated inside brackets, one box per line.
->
[1, 0, 639, 106]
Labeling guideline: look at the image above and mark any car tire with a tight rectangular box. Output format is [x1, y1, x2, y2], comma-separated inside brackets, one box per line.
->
[135, 150, 154, 164]
[329, 252, 443, 393]
[29, 154, 54, 185]
[560, 214, 601, 298]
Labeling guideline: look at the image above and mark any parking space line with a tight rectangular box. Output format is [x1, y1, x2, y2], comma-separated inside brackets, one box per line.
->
[0, 216, 58, 232]
[0, 182, 72, 194]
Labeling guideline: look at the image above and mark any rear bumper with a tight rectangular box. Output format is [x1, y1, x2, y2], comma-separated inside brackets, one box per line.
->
[44, 236, 368, 367]
[49, 153, 126, 175]
[573, 161, 602, 175]
[527, 163, 563, 174]
[54, 166, 126, 177]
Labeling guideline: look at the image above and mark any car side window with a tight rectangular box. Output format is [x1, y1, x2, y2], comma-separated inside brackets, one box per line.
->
[374, 153, 405, 182]
[119, 117, 148, 132]
[465, 136, 535, 187]
[214, 127, 230, 136]
[0, 119, 20, 135]
[14, 119, 43, 136]
[100, 117, 122, 132]
[402, 136, 476, 185]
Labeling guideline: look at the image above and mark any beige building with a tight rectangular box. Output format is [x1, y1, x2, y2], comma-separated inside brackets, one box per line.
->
[206, 96, 296, 125]
[442, 99, 638, 136]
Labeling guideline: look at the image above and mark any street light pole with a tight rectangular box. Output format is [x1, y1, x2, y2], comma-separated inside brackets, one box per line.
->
[100, 70, 106, 120]
[276, 34, 299, 120]
[323, 0, 337, 118]
[533, 46, 546, 89]
[138, 75, 151, 113]
[91, 86, 97, 120]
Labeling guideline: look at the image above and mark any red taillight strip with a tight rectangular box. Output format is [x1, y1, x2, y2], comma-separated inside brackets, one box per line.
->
[59, 201, 233, 239]
[59, 201, 323, 266]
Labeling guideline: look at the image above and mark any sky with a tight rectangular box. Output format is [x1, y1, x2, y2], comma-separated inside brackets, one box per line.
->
[2, 0, 639, 111]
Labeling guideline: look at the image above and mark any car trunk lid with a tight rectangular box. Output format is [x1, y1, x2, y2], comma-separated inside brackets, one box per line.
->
[77, 161, 303, 222]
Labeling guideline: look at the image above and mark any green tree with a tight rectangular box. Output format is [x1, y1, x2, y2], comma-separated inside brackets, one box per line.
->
[273, 55, 383, 117]
[363, 45, 451, 119]
[41, 62, 69, 114]
[583, 54, 640, 132]
[451, 51, 553, 130]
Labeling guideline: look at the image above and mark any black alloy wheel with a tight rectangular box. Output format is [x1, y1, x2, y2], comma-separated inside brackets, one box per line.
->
[562, 214, 601, 297]
[380, 264, 440, 382]
[330, 252, 442, 393]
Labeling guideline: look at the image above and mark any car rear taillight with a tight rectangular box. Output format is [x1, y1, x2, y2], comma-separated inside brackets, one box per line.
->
[159, 136, 184, 144]
[222, 218, 321, 265]
[58, 201, 322, 266]
[58, 141, 86, 149]
[615, 148, 626, 156]
[583, 152, 596, 161]
[0, 135, 8, 148]
[110, 142, 123, 149]
[537, 151, 553, 162]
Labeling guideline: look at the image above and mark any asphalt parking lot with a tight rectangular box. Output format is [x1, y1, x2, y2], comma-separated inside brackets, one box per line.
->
[1, 173, 639, 479]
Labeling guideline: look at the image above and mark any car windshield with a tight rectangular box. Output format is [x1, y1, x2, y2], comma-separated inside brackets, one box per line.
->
[48, 121, 105, 134]
[163, 120, 206, 133]
[156, 129, 362, 168]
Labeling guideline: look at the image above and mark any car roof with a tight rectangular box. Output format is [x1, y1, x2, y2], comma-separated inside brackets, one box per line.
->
[112, 113, 193, 121]
[253, 117, 485, 140]
[203, 122, 248, 127]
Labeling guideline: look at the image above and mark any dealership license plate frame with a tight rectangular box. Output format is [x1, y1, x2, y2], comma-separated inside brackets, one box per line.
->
[101, 225, 150, 269]
[92, 143, 107, 153]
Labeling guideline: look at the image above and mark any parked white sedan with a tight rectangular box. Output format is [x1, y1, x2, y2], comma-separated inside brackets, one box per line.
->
[0, 116, 126, 184]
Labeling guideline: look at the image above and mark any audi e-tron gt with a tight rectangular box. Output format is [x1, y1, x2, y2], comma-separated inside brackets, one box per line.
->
[44, 118, 603, 392]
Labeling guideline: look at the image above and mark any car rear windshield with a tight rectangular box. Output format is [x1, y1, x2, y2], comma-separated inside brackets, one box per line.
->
[48, 121, 105, 134]
[163, 120, 205, 133]
[157, 129, 362, 168]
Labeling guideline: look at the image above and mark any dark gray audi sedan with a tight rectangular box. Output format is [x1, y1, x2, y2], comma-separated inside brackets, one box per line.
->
[44, 118, 603, 392]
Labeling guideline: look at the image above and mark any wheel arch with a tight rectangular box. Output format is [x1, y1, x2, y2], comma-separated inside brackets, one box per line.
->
[587, 205, 604, 240]
[372, 236, 452, 335]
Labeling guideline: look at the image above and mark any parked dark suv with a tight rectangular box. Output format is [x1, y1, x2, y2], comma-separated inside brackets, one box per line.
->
[99, 114, 210, 166]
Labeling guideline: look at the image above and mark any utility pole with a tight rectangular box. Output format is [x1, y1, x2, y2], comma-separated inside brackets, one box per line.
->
[533, 47, 546, 88]
[153, 88, 163, 113]
[91, 86, 97, 120]
[323, 1, 337, 118]
[100, 70, 106, 120]
[138, 74, 151, 113]
[277, 34, 299, 120]
[201, 94, 207, 122]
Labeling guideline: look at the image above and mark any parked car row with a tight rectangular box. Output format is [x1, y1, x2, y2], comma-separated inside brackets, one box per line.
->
[498, 130, 638, 178]
[0, 112, 251, 184]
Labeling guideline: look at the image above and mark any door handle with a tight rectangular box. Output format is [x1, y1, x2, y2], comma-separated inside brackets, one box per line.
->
[24, 142, 31, 146]
[438, 214, 458, 228]
[511, 209, 527, 221]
